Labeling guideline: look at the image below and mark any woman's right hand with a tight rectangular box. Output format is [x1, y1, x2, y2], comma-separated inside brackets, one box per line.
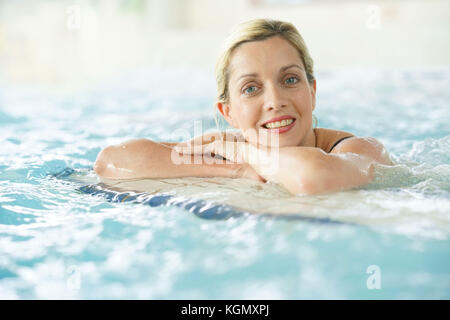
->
[233, 163, 266, 183]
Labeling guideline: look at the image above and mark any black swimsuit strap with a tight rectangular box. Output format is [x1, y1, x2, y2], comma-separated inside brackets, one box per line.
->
[329, 136, 354, 152]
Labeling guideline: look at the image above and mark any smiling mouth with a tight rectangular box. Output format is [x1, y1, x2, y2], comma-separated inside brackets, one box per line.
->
[261, 118, 295, 129]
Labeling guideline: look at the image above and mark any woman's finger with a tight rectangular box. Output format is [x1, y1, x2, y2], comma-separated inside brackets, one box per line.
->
[205, 141, 249, 163]
[174, 140, 251, 164]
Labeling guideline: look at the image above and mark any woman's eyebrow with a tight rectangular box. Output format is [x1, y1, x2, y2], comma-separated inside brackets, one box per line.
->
[236, 73, 258, 82]
[280, 64, 304, 72]
[235, 64, 304, 82]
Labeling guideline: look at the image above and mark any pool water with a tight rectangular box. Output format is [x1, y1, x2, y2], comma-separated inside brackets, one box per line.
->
[0, 67, 449, 299]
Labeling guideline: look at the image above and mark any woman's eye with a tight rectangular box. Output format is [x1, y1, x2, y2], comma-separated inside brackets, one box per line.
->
[244, 86, 257, 94]
[285, 77, 299, 85]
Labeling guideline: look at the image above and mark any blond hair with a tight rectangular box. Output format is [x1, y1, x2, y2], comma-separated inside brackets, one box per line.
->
[213, 18, 317, 132]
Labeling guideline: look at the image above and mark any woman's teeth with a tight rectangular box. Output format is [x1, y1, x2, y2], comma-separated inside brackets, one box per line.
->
[263, 119, 294, 129]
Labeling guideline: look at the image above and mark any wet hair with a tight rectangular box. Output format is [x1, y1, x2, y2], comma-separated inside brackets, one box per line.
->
[213, 18, 317, 131]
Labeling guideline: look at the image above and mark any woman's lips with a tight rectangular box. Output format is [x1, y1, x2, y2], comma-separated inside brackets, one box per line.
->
[261, 115, 295, 127]
[261, 118, 296, 134]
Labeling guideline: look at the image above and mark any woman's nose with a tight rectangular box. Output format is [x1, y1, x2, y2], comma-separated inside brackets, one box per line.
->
[263, 85, 287, 111]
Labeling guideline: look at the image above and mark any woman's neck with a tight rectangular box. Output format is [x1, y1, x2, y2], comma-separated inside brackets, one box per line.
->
[299, 128, 317, 148]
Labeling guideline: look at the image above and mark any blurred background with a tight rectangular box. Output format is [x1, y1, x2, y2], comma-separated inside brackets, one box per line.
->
[0, 0, 449, 90]
[1, 1, 450, 300]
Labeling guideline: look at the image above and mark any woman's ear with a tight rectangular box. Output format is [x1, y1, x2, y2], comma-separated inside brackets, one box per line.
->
[310, 79, 317, 112]
[216, 101, 238, 128]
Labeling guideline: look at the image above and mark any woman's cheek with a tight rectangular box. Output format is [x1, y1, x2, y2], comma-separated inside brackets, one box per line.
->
[240, 105, 260, 128]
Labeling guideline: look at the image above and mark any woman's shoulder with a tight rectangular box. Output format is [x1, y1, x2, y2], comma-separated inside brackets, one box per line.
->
[314, 127, 356, 153]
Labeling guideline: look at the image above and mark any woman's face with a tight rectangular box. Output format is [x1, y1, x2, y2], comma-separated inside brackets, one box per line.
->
[219, 36, 316, 148]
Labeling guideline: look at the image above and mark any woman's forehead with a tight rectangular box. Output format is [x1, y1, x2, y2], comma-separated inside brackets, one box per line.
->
[228, 37, 305, 80]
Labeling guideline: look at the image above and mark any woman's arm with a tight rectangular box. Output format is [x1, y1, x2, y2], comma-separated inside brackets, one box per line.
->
[188, 136, 392, 195]
[251, 137, 393, 195]
[93, 139, 243, 180]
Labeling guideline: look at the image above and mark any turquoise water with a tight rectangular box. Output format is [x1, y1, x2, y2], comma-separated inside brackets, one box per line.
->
[0, 67, 449, 299]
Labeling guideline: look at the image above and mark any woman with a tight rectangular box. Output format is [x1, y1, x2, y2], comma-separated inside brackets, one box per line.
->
[94, 19, 393, 195]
